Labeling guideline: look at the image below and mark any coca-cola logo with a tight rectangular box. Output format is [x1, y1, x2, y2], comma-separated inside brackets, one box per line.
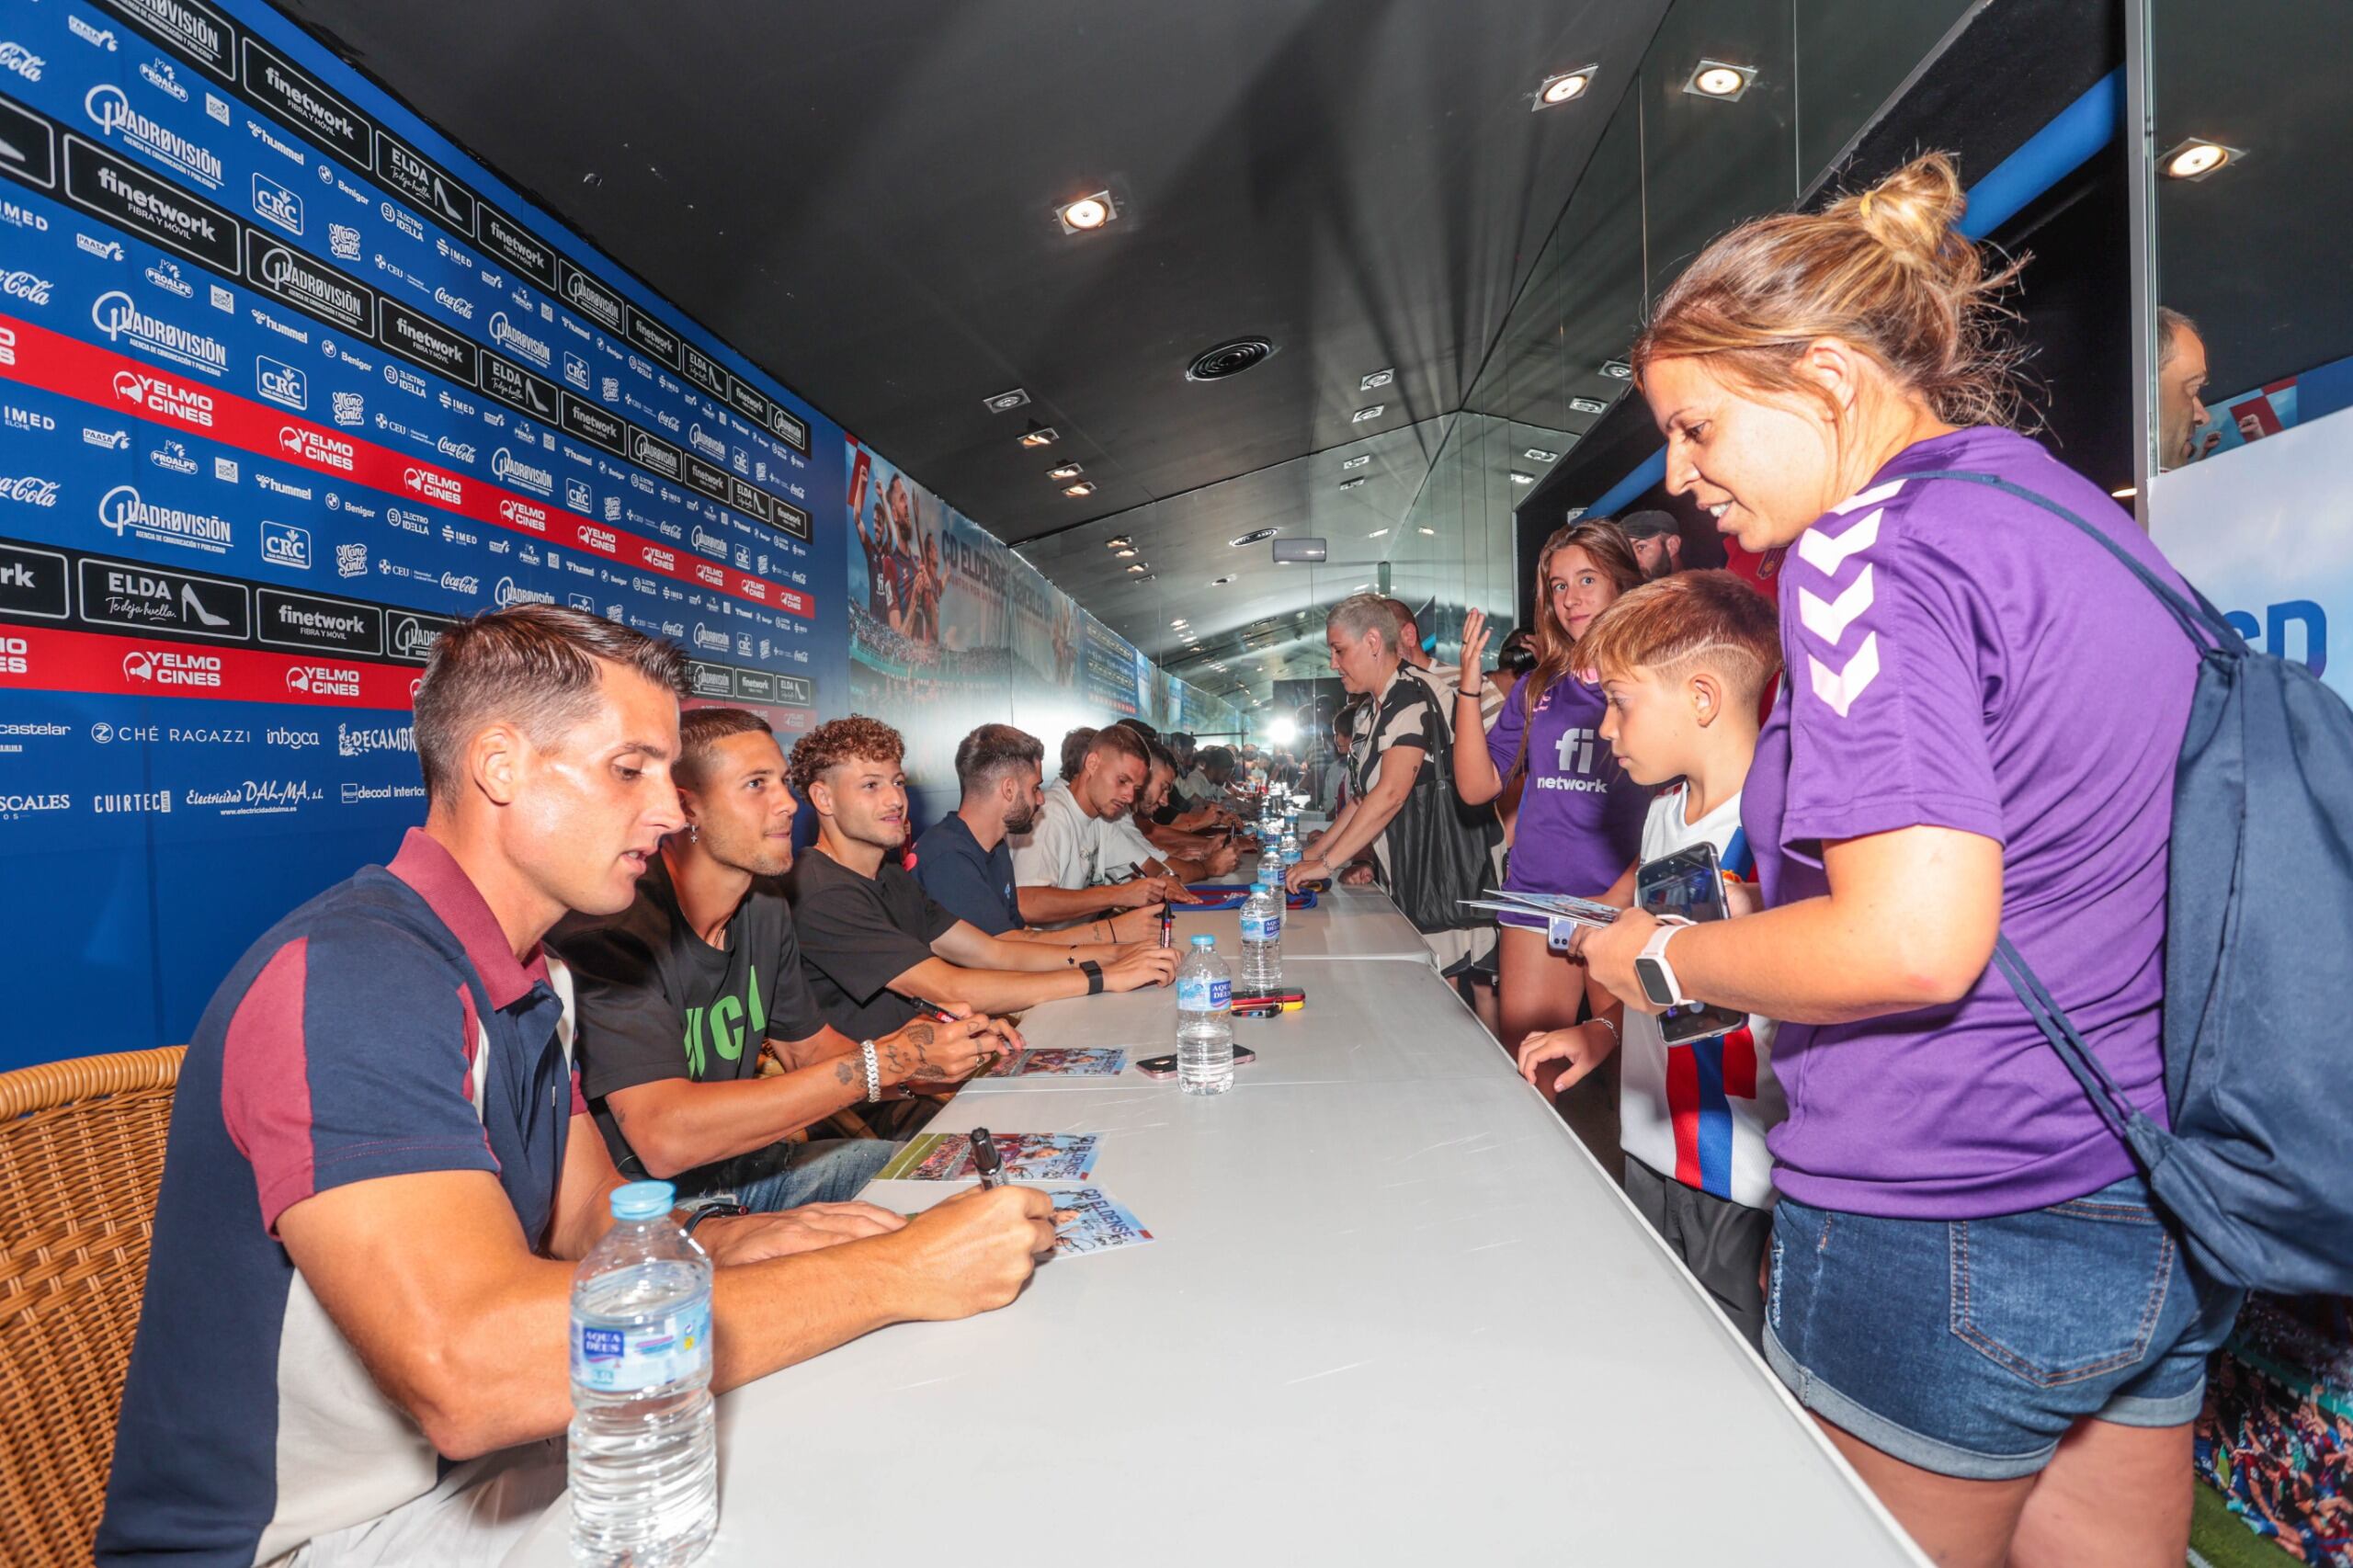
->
[0, 475, 60, 506]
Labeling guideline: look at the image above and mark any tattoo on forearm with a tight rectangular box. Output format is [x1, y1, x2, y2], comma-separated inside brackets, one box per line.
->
[834, 1060, 856, 1086]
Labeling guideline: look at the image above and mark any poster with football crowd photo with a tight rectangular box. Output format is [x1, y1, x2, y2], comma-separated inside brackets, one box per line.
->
[0, 0, 1235, 1065]
[846, 436, 1237, 809]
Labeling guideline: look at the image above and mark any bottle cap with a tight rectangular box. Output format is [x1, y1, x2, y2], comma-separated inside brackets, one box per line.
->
[1190, 934, 1216, 949]
[610, 1180, 676, 1221]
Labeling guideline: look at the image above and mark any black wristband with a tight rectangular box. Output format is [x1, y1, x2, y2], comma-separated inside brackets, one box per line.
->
[1455, 685, 1483, 700]
[1079, 959, 1105, 995]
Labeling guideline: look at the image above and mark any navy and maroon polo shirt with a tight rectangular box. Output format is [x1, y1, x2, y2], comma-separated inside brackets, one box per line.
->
[97, 829, 585, 1566]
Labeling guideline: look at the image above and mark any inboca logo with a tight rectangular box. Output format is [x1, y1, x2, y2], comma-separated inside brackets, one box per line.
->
[492, 447, 552, 495]
[267, 725, 322, 750]
[337, 722, 415, 758]
[93, 291, 228, 376]
[112, 368, 214, 427]
[1, 269, 52, 305]
[486, 310, 550, 368]
[0, 476, 60, 507]
[85, 85, 224, 187]
[120, 647, 222, 687]
[494, 576, 554, 608]
[496, 496, 549, 533]
[402, 466, 462, 506]
[278, 425, 355, 472]
[99, 485, 230, 555]
[256, 355, 307, 411]
[250, 242, 369, 334]
[283, 663, 361, 698]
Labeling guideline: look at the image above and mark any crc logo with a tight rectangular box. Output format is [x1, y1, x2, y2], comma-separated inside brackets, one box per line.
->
[256, 355, 308, 411]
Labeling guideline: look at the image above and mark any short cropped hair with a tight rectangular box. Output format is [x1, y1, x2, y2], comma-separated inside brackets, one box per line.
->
[955, 723, 1043, 796]
[1113, 716, 1158, 741]
[1058, 726, 1097, 783]
[1199, 744, 1235, 773]
[413, 604, 687, 804]
[2158, 305, 2201, 368]
[1087, 722, 1151, 772]
[1571, 570, 1781, 706]
[788, 715, 904, 797]
[1327, 593, 1398, 656]
[1145, 740, 1178, 775]
[676, 706, 774, 792]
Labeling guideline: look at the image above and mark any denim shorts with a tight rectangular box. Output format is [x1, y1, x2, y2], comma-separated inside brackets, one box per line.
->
[1763, 1175, 2244, 1480]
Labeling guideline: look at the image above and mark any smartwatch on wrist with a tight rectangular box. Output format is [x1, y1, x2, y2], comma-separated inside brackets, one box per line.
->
[1079, 959, 1105, 995]
[1633, 917, 1695, 1010]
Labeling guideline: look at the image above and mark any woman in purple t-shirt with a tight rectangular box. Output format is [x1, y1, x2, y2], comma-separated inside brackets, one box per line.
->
[1453, 522, 1649, 1090]
[1575, 154, 2241, 1565]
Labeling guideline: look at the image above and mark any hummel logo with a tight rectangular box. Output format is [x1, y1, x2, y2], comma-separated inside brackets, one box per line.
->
[1796, 507, 1882, 576]
[1798, 563, 1875, 647]
[1807, 632, 1881, 719]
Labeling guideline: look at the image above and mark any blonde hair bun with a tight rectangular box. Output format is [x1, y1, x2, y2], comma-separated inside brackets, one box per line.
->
[1846, 153, 1972, 274]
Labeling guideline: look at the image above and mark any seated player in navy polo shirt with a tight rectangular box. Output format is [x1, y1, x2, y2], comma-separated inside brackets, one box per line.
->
[556, 706, 1015, 1210]
[787, 717, 1178, 1041]
[97, 607, 1057, 1568]
[913, 722, 1167, 945]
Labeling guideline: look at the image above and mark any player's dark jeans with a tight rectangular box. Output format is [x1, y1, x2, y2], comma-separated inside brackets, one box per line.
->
[690, 1138, 900, 1212]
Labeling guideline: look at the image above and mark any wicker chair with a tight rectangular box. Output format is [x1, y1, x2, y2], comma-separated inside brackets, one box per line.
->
[0, 1046, 185, 1568]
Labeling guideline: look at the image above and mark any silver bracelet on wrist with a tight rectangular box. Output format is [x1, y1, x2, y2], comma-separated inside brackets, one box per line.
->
[1591, 1016, 1620, 1042]
[859, 1040, 881, 1102]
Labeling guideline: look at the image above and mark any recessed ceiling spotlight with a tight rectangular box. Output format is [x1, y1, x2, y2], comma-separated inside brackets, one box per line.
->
[1018, 426, 1060, 448]
[1114, 547, 1138, 558]
[1417, 526, 1436, 536]
[1535, 65, 1597, 109]
[1601, 359, 1632, 380]
[1104, 534, 1132, 549]
[1368, 527, 1389, 537]
[1171, 618, 1188, 626]
[2161, 138, 2243, 181]
[1187, 336, 1277, 381]
[1341, 454, 1370, 471]
[1055, 190, 1117, 233]
[1360, 368, 1395, 392]
[1338, 477, 1366, 491]
[1351, 405, 1386, 425]
[1125, 563, 1151, 574]
[1684, 60, 1756, 100]
[983, 388, 1030, 413]
[1563, 506, 1586, 522]
[1569, 395, 1608, 415]
[1524, 447, 1560, 462]
[1049, 462, 1084, 481]
[1509, 472, 1535, 486]
[1230, 528, 1279, 547]
[1063, 482, 1097, 497]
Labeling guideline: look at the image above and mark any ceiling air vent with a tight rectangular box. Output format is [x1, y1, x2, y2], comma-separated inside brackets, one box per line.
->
[1187, 337, 1276, 382]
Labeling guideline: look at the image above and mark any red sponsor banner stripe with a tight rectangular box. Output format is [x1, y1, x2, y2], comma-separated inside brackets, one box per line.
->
[0, 312, 811, 620]
[0, 623, 420, 709]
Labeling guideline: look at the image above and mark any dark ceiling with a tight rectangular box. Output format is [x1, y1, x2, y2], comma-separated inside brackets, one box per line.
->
[278, 0, 1674, 549]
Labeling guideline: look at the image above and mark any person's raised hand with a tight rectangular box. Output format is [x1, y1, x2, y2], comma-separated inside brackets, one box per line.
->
[1283, 858, 1323, 893]
[698, 1201, 905, 1265]
[888, 1186, 1059, 1319]
[1106, 945, 1179, 991]
[1460, 607, 1493, 690]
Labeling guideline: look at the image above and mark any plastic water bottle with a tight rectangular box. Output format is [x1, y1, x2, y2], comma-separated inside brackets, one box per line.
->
[1278, 822, 1301, 872]
[1240, 880, 1284, 991]
[569, 1180, 718, 1568]
[1175, 934, 1234, 1095]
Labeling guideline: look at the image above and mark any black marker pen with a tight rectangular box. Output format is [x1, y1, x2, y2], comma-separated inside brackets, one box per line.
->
[970, 1127, 1007, 1190]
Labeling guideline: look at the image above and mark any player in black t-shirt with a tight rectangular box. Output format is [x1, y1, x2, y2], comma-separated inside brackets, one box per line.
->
[555, 708, 1012, 1213]
[786, 717, 1177, 1039]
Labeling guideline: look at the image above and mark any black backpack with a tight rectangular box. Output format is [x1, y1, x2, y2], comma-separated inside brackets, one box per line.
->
[1920, 470, 2353, 1296]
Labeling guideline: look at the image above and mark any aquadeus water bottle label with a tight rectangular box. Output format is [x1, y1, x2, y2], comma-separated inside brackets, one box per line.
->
[572, 1299, 713, 1393]
[1176, 975, 1232, 1012]
[1241, 913, 1281, 943]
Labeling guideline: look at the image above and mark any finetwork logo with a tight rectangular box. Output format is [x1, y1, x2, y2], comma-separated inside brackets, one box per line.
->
[337, 722, 415, 758]
[99, 485, 231, 555]
[93, 292, 228, 376]
[85, 84, 223, 187]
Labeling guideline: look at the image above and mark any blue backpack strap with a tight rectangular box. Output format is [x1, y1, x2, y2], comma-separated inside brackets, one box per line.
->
[1901, 468, 2246, 655]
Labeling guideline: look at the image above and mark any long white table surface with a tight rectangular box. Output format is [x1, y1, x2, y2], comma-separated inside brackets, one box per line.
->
[1169, 862, 1437, 963]
[514, 890, 1922, 1566]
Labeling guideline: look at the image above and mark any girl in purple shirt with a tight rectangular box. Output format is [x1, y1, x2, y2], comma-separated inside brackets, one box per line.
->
[1574, 154, 2240, 1564]
[1454, 522, 1649, 1108]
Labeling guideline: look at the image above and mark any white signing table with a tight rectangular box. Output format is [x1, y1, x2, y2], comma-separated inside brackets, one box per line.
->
[514, 883, 1924, 1566]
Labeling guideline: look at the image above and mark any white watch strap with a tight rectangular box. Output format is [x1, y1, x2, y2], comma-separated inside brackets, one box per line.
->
[1639, 920, 1690, 1007]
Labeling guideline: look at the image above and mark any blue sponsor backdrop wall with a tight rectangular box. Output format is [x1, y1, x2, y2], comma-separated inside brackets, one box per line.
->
[0, 0, 1231, 1068]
